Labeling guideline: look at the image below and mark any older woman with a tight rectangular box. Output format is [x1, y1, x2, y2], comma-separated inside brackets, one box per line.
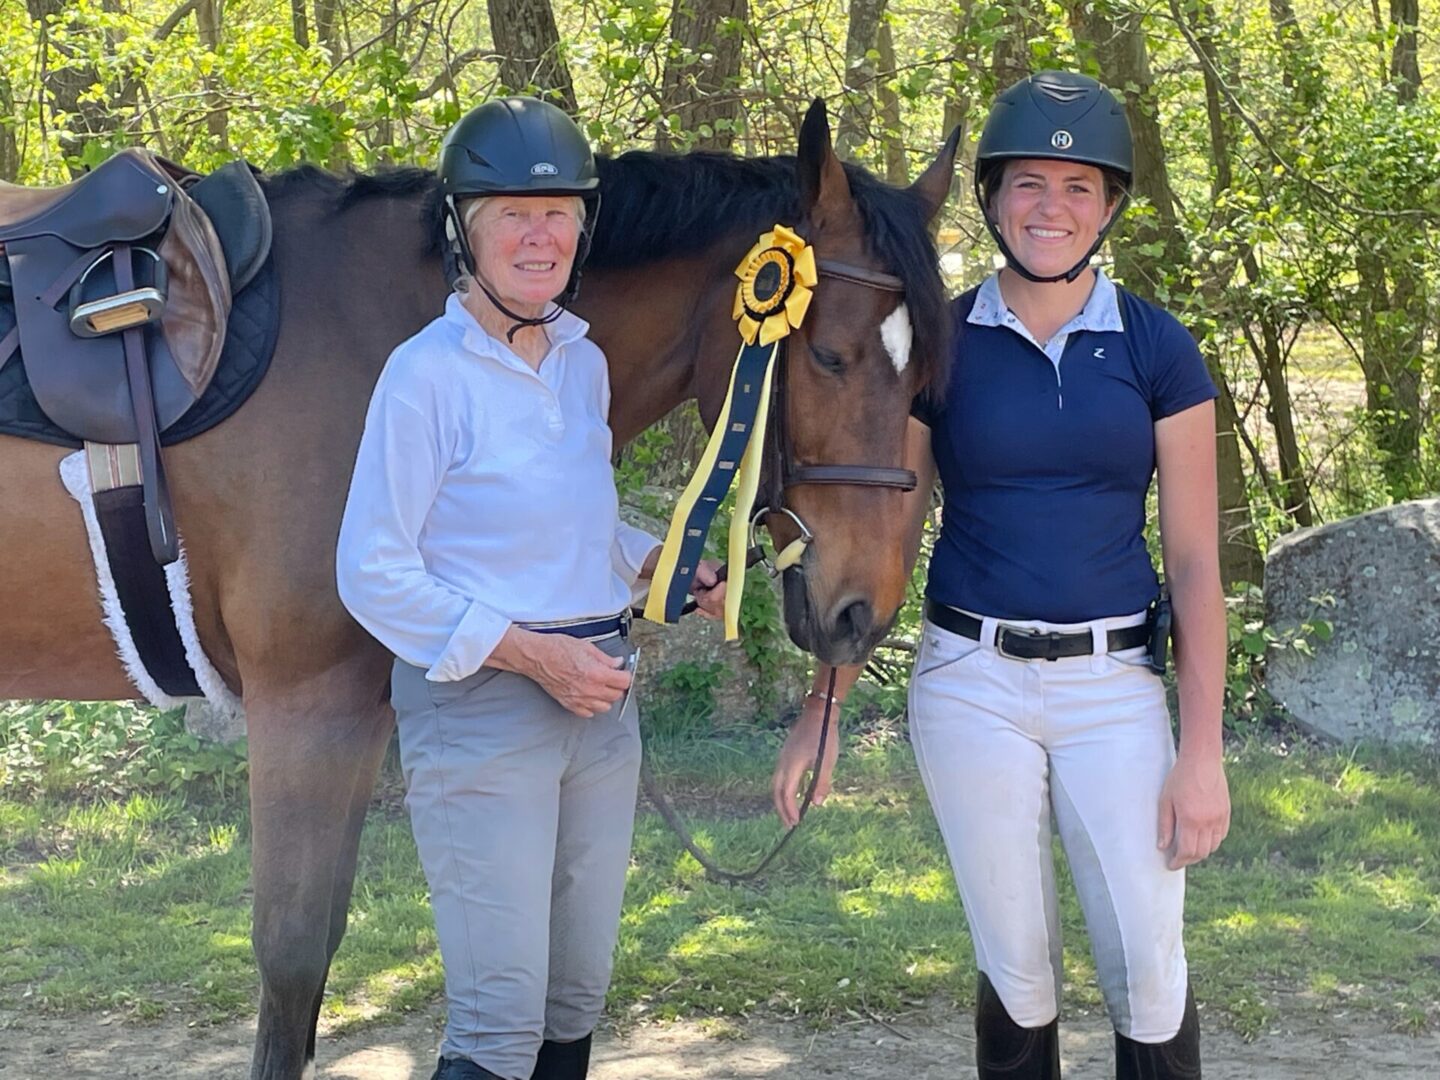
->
[336, 97, 722, 1080]
[775, 72, 1229, 1078]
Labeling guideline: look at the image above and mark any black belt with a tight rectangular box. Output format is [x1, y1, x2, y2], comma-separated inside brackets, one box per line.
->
[522, 610, 631, 639]
[924, 599, 1150, 662]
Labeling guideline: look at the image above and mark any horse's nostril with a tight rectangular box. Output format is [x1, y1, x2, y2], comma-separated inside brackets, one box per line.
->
[832, 597, 874, 643]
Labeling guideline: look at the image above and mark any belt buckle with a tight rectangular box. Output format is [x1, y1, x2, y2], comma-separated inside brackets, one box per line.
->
[619, 608, 633, 638]
[996, 624, 1061, 662]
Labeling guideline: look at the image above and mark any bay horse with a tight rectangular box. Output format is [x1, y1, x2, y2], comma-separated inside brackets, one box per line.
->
[0, 102, 955, 1079]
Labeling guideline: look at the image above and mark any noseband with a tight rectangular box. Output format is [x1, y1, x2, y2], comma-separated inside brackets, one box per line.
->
[752, 258, 918, 572]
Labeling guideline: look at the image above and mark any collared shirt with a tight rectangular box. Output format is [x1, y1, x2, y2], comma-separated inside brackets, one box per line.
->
[336, 293, 659, 681]
[918, 270, 1217, 623]
[968, 267, 1125, 397]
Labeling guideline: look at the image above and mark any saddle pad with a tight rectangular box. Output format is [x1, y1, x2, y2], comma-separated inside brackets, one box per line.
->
[59, 451, 243, 717]
[0, 252, 279, 448]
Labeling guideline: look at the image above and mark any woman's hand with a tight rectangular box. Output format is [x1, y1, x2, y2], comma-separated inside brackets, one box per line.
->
[490, 627, 631, 717]
[1157, 752, 1230, 870]
[770, 695, 842, 827]
[690, 559, 726, 620]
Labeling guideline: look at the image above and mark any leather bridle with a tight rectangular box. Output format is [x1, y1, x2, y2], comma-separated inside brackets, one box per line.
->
[752, 257, 917, 571]
[658, 256, 921, 885]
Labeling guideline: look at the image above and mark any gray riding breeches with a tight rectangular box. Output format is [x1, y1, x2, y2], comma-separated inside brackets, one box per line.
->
[391, 633, 641, 1079]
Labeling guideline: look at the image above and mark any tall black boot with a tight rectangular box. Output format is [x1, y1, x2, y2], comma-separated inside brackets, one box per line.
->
[1114, 987, 1201, 1080]
[530, 1033, 592, 1080]
[431, 1056, 506, 1080]
[975, 973, 1062, 1078]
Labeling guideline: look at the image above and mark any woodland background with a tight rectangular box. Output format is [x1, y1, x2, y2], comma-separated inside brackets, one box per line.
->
[4, 0, 1437, 587]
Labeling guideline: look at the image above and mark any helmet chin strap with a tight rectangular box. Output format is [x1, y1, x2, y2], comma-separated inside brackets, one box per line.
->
[976, 177, 1131, 285]
[469, 273, 564, 343]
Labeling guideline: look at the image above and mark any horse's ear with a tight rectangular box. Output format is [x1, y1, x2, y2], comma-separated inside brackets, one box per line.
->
[909, 124, 963, 223]
[797, 98, 852, 222]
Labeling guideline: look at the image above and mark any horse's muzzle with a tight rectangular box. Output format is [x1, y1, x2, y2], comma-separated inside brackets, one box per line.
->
[782, 572, 890, 666]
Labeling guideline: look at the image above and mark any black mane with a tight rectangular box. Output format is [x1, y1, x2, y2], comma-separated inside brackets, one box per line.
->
[257, 163, 436, 206]
[591, 150, 949, 391]
[257, 154, 951, 391]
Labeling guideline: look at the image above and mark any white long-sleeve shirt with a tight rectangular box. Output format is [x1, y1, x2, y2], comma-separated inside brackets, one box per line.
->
[336, 293, 659, 681]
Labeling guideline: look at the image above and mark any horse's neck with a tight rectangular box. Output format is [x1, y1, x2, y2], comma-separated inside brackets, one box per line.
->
[269, 184, 446, 377]
[578, 250, 738, 446]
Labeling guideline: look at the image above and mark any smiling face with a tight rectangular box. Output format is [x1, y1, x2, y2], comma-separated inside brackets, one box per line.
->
[989, 159, 1116, 280]
[465, 195, 583, 316]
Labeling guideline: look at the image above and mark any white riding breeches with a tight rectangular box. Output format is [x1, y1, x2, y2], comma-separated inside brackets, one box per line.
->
[908, 608, 1190, 1043]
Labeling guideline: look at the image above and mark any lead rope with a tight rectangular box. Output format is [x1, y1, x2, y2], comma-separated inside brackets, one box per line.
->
[638, 666, 837, 884]
[632, 551, 836, 882]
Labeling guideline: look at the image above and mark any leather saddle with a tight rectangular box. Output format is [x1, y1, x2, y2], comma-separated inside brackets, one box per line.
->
[0, 148, 272, 563]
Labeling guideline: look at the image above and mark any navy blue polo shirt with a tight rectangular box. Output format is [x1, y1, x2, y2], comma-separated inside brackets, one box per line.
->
[915, 271, 1217, 623]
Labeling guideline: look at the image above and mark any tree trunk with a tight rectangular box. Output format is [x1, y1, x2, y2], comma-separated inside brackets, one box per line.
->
[875, 20, 907, 185]
[314, 0, 341, 58]
[1356, 249, 1425, 492]
[835, 0, 888, 161]
[290, 0, 311, 48]
[195, 0, 228, 151]
[1389, 0, 1420, 98]
[27, 0, 123, 174]
[1239, 256, 1314, 526]
[0, 75, 19, 182]
[991, 0, 1043, 90]
[1352, 0, 1425, 494]
[657, 0, 747, 151]
[487, 0, 577, 113]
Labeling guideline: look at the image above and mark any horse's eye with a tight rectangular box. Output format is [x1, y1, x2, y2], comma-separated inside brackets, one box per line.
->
[810, 345, 845, 374]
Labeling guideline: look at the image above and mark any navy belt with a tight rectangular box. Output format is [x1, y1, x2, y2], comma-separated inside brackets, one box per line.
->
[924, 599, 1150, 662]
[521, 610, 631, 639]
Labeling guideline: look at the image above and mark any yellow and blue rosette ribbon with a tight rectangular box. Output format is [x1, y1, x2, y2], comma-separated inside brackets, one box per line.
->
[643, 225, 817, 638]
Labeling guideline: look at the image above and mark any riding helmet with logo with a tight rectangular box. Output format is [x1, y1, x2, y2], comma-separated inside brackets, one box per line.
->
[974, 71, 1134, 283]
[438, 96, 601, 305]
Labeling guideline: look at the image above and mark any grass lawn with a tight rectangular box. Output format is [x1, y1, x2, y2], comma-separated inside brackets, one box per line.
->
[1, 720, 1437, 1039]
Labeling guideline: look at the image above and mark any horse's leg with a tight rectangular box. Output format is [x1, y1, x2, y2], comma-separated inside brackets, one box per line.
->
[307, 696, 396, 1065]
[244, 672, 392, 1080]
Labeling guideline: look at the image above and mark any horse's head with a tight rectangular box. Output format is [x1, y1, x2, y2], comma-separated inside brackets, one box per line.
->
[765, 101, 958, 665]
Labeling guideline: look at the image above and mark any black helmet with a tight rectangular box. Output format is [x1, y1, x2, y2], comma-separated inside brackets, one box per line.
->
[439, 96, 601, 320]
[974, 71, 1134, 284]
[439, 96, 600, 200]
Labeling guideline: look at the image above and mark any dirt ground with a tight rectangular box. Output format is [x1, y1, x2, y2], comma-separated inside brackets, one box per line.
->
[1, 996, 1436, 1079]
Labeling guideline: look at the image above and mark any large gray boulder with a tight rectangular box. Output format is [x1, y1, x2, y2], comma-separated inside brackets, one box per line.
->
[1263, 498, 1440, 745]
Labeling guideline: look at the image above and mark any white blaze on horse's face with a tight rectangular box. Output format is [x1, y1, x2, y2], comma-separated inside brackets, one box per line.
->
[880, 303, 912, 374]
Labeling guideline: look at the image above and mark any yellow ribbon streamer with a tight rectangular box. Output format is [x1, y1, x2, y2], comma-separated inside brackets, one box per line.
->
[642, 224, 816, 638]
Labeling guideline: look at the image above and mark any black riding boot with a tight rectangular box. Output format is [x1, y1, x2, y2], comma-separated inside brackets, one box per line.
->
[1114, 987, 1201, 1080]
[430, 1056, 506, 1080]
[530, 1034, 593, 1080]
[975, 973, 1062, 1078]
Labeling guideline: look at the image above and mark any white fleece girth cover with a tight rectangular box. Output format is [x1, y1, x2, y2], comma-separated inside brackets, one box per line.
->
[60, 451, 243, 721]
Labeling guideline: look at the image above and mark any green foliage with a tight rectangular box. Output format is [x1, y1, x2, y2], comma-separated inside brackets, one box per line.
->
[647, 659, 726, 738]
[1222, 584, 1335, 734]
[0, 702, 248, 802]
[735, 563, 803, 712]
